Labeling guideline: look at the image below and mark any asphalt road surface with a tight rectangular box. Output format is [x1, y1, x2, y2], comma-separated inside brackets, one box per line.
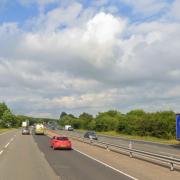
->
[0, 130, 58, 180]
[56, 129, 180, 158]
[34, 134, 133, 180]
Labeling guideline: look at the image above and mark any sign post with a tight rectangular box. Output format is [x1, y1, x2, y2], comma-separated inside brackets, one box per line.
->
[176, 114, 180, 140]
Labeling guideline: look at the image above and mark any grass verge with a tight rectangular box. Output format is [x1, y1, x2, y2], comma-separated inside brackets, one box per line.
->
[97, 131, 180, 145]
[75, 129, 179, 145]
[0, 128, 15, 134]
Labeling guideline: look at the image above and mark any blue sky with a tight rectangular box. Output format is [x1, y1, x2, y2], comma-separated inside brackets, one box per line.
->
[0, 0, 180, 117]
[0, 0, 174, 26]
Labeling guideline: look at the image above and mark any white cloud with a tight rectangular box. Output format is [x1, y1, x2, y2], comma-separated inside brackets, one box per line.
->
[1, 1, 180, 117]
[165, 0, 180, 21]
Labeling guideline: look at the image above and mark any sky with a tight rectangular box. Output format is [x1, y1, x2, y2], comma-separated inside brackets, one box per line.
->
[0, 0, 180, 118]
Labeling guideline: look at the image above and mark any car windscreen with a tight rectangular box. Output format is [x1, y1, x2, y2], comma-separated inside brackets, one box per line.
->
[57, 137, 69, 141]
[89, 132, 96, 135]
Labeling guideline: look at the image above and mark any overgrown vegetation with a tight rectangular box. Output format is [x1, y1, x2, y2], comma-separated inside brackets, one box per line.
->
[59, 110, 176, 139]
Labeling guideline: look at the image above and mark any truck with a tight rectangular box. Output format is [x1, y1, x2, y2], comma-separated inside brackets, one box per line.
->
[64, 125, 73, 131]
[34, 124, 45, 135]
[22, 121, 29, 127]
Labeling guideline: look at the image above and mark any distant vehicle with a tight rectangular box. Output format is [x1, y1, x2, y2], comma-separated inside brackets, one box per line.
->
[84, 131, 98, 140]
[22, 127, 30, 135]
[22, 121, 29, 128]
[68, 127, 74, 131]
[50, 135, 72, 150]
[64, 125, 72, 130]
[35, 124, 45, 135]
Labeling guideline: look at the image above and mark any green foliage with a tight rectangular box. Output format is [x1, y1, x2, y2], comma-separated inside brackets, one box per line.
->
[95, 110, 122, 131]
[0, 109, 16, 128]
[0, 102, 9, 118]
[58, 109, 176, 139]
[0, 101, 176, 140]
[79, 112, 93, 129]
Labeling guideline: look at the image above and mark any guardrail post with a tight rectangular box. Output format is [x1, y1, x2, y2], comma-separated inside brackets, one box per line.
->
[170, 162, 174, 171]
[129, 141, 133, 157]
[129, 141, 132, 149]
[106, 145, 110, 151]
[129, 151, 133, 158]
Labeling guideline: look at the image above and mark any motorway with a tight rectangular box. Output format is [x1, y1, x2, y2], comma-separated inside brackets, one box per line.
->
[0, 129, 180, 180]
[34, 135, 131, 180]
[0, 130, 57, 180]
[57, 129, 180, 158]
[0, 129, 136, 180]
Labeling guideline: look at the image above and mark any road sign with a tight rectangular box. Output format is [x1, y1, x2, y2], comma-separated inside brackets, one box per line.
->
[176, 114, 180, 140]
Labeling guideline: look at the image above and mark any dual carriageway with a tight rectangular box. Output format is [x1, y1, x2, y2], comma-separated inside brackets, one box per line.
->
[0, 129, 180, 180]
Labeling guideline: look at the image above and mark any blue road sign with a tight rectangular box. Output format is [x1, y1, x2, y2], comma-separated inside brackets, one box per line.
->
[176, 114, 180, 140]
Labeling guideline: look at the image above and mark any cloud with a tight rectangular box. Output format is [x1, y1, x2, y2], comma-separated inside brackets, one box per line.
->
[0, 1, 180, 117]
[165, 0, 180, 21]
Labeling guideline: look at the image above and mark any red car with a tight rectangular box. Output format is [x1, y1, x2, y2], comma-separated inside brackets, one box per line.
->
[50, 135, 72, 150]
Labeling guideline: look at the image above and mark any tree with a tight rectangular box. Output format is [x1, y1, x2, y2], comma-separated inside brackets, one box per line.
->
[79, 112, 93, 129]
[95, 111, 121, 131]
[0, 109, 16, 128]
[59, 112, 67, 120]
[0, 102, 9, 118]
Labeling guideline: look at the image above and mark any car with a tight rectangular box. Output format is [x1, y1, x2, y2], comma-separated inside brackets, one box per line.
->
[22, 127, 30, 135]
[68, 127, 74, 131]
[84, 131, 98, 140]
[50, 135, 72, 150]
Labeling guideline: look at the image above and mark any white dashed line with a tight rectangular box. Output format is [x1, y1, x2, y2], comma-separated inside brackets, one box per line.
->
[4, 142, 10, 148]
[0, 150, 4, 155]
[0, 134, 16, 156]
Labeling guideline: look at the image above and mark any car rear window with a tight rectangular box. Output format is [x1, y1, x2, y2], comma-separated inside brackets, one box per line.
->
[57, 137, 68, 141]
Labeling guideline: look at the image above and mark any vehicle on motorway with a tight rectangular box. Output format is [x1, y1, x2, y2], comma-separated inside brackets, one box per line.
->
[35, 123, 45, 135]
[22, 127, 30, 135]
[50, 135, 72, 150]
[67, 127, 74, 131]
[84, 131, 98, 140]
[22, 121, 29, 127]
[64, 125, 72, 130]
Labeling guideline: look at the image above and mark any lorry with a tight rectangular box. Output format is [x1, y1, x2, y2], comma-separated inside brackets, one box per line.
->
[34, 123, 45, 135]
[22, 121, 29, 127]
[64, 125, 73, 131]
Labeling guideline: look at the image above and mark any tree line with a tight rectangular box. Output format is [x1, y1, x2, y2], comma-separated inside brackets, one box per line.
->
[0, 102, 57, 128]
[59, 110, 176, 139]
[0, 102, 176, 139]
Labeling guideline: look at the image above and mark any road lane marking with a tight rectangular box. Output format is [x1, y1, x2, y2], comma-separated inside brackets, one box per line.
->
[4, 142, 10, 148]
[0, 135, 16, 155]
[0, 150, 3, 155]
[74, 148, 138, 180]
[46, 133, 138, 179]
[0, 130, 18, 136]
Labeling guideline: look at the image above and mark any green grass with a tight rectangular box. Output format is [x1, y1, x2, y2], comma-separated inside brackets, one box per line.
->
[97, 131, 180, 145]
[0, 128, 15, 134]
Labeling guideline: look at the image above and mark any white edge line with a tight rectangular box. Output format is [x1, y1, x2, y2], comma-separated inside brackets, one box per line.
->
[0, 131, 11, 136]
[74, 148, 138, 180]
[46, 133, 138, 180]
